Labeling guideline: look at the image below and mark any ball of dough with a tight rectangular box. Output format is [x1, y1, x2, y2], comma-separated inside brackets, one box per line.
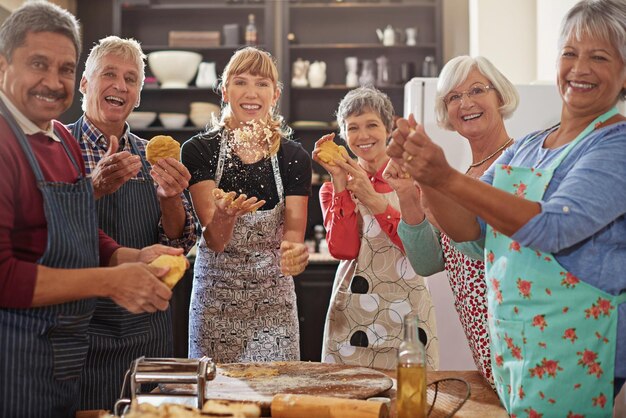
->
[317, 140, 347, 166]
[146, 135, 181, 165]
[148, 254, 187, 289]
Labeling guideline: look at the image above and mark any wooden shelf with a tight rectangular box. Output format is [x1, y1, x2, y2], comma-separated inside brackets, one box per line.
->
[141, 86, 219, 93]
[132, 126, 202, 133]
[290, 43, 436, 50]
[140, 45, 262, 53]
[291, 84, 405, 91]
[121, 3, 265, 11]
[289, 2, 436, 9]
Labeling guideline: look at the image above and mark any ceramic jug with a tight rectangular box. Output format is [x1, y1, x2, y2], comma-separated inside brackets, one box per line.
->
[345, 57, 359, 88]
[308, 61, 327, 88]
[405, 27, 418, 46]
[376, 55, 389, 86]
[292, 58, 310, 87]
[359, 59, 375, 86]
[195, 62, 217, 88]
[376, 25, 396, 46]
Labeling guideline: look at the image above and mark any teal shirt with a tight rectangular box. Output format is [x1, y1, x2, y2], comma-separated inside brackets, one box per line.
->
[398, 219, 484, 276]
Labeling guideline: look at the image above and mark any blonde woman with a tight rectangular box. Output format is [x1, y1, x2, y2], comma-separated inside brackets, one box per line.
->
[181, 47, 311, 362]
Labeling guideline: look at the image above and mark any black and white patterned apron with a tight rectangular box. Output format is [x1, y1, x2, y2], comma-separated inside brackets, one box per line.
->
[322, 189, 439, 370]
[189, 135, 300, 362]
[71, 118, 172, 411]
[0, 104, 99, 418]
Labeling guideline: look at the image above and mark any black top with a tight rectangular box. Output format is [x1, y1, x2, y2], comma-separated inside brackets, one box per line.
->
[181, 129, 312, 210]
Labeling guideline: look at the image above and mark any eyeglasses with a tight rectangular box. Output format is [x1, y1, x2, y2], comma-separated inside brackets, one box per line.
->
[443, 83, 496, 106]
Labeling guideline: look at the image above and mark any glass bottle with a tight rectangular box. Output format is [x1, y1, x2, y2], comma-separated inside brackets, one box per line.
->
[245, 14, 257, 46]
[397, 312, 427, 418]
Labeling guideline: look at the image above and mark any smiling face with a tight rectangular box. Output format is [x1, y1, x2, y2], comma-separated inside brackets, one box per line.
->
[445, 68, 506, 142]
[558, 32, 626, 119]
[81, 53, 141, 135]
[222, 71, 279, 127]
[345, 109, 389, 168]
[0, 31, 76, 130]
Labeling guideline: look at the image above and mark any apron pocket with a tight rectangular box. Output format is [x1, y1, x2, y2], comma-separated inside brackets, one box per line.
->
[49, 311, 92, 380]
[489, 317, 526, 411]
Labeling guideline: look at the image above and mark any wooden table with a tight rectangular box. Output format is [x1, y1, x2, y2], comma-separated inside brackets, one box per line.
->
[77, 369, 507, 418]
[379, 370, 508, 418]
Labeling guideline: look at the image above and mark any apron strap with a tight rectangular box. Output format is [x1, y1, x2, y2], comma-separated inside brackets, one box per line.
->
[0, 98, 80, 182]
[616, 292, 626, 305]
[549, 107, 619, 169]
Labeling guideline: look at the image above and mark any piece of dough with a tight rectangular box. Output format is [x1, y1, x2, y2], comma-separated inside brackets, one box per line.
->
[317, 140, 347, 165]
[146, 135, 180, 165]
[148, 254, 187, 289]
[203, 400, 260, 418]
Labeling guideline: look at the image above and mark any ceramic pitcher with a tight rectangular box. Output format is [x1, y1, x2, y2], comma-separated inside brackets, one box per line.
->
[308, 61, 327, 88]
[195, 62, 217, 88]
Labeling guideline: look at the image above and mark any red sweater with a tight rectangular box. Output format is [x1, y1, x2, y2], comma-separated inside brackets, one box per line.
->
[319, 164, 404, 260]
[0, 118, 120, 308]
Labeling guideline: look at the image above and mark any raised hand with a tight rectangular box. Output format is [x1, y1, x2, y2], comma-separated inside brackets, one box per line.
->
[312, 133, 348, 187]
[382, 159, 413, 193]
[91, 135, 142, 199]
[212, 187, 266, 217]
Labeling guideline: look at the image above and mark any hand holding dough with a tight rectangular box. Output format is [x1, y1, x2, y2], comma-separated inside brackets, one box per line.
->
[146, 135, 181, 165]
[148, 254, 188, 289]
[317, 140, 348, 166]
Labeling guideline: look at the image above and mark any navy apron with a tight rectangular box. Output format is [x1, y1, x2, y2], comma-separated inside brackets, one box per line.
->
[71, 117, 173, 411]
[0, 103, 99, 418]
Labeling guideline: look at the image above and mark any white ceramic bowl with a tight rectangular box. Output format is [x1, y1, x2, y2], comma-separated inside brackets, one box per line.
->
[126, 111, 157, 129]
[148, 50, 202, 88]
[189, 112, 214, 128]
[159, 112, 188, 129]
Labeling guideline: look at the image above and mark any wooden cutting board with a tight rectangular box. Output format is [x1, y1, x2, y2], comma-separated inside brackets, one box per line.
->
[163, 361, 393, 411]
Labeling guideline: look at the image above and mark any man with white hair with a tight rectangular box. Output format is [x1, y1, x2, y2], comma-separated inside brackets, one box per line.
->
[67, 36, 197, 411]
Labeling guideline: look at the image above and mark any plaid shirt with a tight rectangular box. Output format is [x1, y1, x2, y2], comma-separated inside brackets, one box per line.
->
[67, 116, 197, 253]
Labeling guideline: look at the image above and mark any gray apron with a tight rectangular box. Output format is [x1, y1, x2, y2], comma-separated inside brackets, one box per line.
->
[189, 134, 300, 362]
[0, 104, 99, 418]
[70, 117, 172, 411]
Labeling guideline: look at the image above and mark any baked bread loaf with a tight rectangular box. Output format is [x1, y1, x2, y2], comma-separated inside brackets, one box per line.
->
[146, 135, 180, 165]
[317, 140, 347, 165]
[149, 254, 187, 289]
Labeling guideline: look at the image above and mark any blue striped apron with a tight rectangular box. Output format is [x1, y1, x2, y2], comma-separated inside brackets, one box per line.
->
[70, 117, 173, 411]
[0, 104, 99, 418]
[188, 134, 300, 362]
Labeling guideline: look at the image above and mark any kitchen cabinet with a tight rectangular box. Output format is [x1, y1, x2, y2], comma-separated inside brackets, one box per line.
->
[293, 259, 338, 362]
[280, 0, 442, 124]
[108, 0, 276, 143]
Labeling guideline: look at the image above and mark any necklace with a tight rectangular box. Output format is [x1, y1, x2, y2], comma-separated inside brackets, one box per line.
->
[467, 137, 513, 170]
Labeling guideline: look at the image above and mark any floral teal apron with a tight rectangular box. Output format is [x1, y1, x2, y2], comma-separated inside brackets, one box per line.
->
[485, 107, 626, 416]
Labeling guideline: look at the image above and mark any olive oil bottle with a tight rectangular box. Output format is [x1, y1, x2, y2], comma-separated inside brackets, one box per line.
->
[397, 313, 426, 418]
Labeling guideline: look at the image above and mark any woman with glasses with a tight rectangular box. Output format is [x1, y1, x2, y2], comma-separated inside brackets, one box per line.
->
[388, 0, 626, 414]
[385, 55, 518, 387]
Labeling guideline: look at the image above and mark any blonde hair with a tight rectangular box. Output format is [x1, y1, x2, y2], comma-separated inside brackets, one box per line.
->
[213, 47, 290, 156]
